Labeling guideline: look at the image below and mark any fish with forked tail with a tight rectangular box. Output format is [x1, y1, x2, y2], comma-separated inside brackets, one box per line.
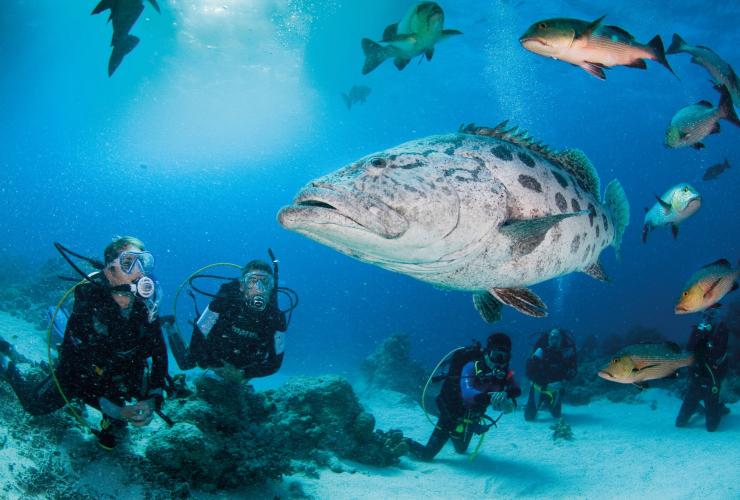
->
[92, 0, 161, 76]
[642, 183, 701, 243]
[278, 121, 630, 323]
[519, 15, 675, 80]
[702, 158, 731, 181]
[361, 2, 462, 75]
[665, 85, 740, 149]
[675, 259, 740, 314]
[598, 342, 693, 387]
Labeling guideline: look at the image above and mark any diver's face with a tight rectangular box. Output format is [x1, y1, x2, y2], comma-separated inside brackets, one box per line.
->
[106, 245, 145, 287]
[484, 349, 509, 378]
[548, 331, 562, 349]
[241, 271, 274, 311]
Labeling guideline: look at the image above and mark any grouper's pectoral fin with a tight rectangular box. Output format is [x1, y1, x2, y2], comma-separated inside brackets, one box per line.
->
[490, 287, 548, 317]
[500, 210, 589, 258]
[583, 260, 610, 282]
[473, 292, 503, 323]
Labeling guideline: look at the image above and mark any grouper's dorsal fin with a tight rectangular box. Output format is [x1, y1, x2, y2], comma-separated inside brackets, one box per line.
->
[553, 149, 601, 198]
[460, 122, 601, 198]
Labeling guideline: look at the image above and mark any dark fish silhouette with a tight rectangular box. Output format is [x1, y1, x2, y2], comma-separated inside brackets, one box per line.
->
[92, 0, 161, 76]
[342, 85, 371, 110]
[702, 158, 731, 181]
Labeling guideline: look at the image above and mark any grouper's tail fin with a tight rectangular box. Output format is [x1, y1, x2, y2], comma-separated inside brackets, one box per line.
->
[361, 38, 394, 75]
[605, 179, 630, 260]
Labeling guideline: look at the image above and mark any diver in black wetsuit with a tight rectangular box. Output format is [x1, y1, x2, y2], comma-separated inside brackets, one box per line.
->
[0, 236, 168, 449]
[166, 260, 288, 379]
[406, 333, 521, 461]
[675, 310, 730, 432]
[524, 327, 577, 421]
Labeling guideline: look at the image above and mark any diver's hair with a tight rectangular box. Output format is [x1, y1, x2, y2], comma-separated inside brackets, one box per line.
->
[242, 259, 273, 276]
[486, 332, 512, 353]
[104, 235, 146, 264]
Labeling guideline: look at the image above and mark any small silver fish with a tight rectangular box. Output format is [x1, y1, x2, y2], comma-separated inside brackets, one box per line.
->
[642, 183, 701, 243]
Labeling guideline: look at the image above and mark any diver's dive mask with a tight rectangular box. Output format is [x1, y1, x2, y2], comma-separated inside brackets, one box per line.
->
[116, 251, 155, 275]
[484, 349, 510, 378]
[698, 321, 713, 332]
[241, 271, 274, 311]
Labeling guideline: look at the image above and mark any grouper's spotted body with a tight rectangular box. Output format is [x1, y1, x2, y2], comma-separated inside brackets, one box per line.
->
[278, 122, 630, 321]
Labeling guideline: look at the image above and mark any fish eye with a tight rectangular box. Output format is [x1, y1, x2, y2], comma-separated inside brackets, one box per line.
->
[368, 157, 387, 168]
[682, 291, 688, 297]
[612, 358, 619, 364]
[683, 187, 689, 192]
[538, 22, 548, 29]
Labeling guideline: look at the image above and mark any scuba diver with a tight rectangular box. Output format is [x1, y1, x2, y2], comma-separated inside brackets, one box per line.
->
[0, 236, 168, 450]
[524, 327, 577, 421]
[164, 254, 296, 380]
[406, 333, 521, 461]
[675, 310, 730, 432]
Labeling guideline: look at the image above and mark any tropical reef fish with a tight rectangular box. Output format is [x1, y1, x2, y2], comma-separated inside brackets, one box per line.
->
[642, 183, 701, 243]
[675, 259, 740, 314]
[598, 342, 693, 387]
[92, 0, 160, 76]
[361, 2, 462, 75]
[666, 34, 739, 106]
[278, 121, 630, 322]
[702, 158, 730, 181]
[665, 85, 740, 149]
[519, 15, 675, 80]
[342, 85, 372, 110]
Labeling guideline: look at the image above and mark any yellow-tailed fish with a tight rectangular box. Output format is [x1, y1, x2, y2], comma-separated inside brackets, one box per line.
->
[598, 342, 693, 387]
[642, 183, 701, 243]
[675, 258, 740, 314]
[519, 15, 675, 80]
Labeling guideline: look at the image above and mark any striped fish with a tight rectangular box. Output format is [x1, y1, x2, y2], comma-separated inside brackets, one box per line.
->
[519, 15, 675, 80]
[598, 342, 693, 386]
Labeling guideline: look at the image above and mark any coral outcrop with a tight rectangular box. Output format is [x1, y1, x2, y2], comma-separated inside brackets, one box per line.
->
[360, 334, 428, 400]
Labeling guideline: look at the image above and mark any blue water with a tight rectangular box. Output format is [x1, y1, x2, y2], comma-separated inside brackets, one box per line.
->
[1, 0, 738, 378]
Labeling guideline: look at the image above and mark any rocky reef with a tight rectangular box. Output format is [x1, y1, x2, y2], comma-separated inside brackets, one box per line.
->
[360, 334, 428, 400]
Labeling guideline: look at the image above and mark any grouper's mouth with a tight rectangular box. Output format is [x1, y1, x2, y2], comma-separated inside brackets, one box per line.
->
[277, 187, 409, 240]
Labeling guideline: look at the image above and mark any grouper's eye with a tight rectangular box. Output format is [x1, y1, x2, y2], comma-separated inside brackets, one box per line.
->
[368, 157, 387, 168]
[683, 186, 689, 193]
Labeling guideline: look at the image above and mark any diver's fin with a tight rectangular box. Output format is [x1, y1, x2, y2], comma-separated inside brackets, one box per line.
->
[147, 0, 161, 14]
[473, 292, 503, 323]
[671, 224, 679, 239]
[580, 61, 606, 80]
[108, 34, 139, 76]
[583, 261, 610, 282]
[490, 287, 547, 317]
[381, 22, 398, 42]
[501, 211, 588, 257]
[624, 59, 647, 70]
[692, 142, 705, 150]
[425, 47, 434, 60]
[394, 57, 411, 71]
[655, 195, 671, 212]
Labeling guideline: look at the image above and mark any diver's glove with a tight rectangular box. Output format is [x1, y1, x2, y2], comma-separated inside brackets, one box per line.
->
[489, 391, 514, 413]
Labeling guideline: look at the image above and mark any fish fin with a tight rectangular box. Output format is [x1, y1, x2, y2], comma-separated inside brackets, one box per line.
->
[716, 84, 740, 127]
[580, 61, 606, 80]
[633, 382, 649, 390]
[671, 224, 679, 239]
[425, 47, 434, 60]
[666, 33, 686, 55]
[624, 59, 647, 70]
[441, 29, 463, 37]
[635, 364, 660, 372]
[709, 303, 722, 309]
[654, 194, 672, 212]
[647, 35, 677, 78]
[361, 38, 394, 75]
[583, 261, 610, 282]
[394, 57, 411, 71]
[695, 100, 713, 108]
[500, 211, 588, 257]
[342, 93, 352, 110]
[642, 224, 650, 243]
[472, 293, 503, 323]
[710, 122, 721, 135]
[490, 287, 547, 318]
[703, 277, 724, 299]
[702, 258, 731, 269]
[147, 0, 161, 14]
[91, 0, 112, 14]
[605, 180, 630, 260]
[603, 25, 634, 40]
[555, 149, 601, 197]
[381, 22, 399, 42]
[692, 142, 705, 150]
[108, 35, 139, 76]
[731, 282, 739, 292]
[576, 15, 605, 40]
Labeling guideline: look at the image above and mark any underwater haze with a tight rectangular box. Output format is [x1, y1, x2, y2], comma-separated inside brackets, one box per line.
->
[2, 0, 739, 416]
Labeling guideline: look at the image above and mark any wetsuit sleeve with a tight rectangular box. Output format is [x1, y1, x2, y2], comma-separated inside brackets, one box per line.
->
[58, 285, 102, 376]
[460, 361, 486, 407]
[147, 321, 168, 403]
